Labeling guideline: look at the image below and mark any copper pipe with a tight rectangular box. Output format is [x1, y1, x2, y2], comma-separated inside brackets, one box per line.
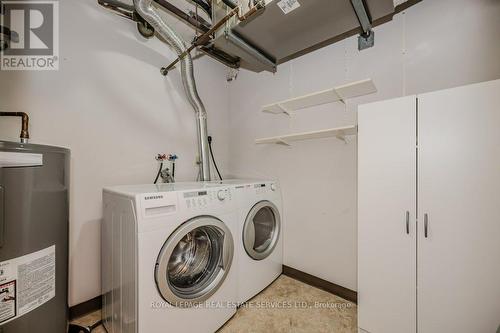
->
[161, 6, 240, 75]
[236, 3, 262, 21]
[0, 112, 29, 143]
[154, 0, 211, 33]
[160, 2, 265, 75]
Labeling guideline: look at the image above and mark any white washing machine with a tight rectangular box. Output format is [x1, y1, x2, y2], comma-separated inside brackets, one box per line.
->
[101, 183, 238, 333]
[208, 180, 284, 304]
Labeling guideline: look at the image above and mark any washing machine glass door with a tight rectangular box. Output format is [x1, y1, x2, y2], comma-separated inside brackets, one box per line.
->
[243, 201, 281, 260]
[155, 216, 234, 307]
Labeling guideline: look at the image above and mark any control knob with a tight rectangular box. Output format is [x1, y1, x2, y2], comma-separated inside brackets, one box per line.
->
[217, 190, 226, 201]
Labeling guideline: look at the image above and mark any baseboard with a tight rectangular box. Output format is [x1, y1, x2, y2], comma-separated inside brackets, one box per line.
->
[69, 295, 102, 320]
[282, 265, 357, 304]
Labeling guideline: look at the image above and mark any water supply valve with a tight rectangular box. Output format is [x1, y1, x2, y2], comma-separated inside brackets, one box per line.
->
[154, 153, 178, 184]
[167, 154, 178, 162]
[156, 153, 167, 162]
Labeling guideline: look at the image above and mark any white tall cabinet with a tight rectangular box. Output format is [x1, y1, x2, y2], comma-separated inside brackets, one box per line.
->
[358, 79, 500, 333]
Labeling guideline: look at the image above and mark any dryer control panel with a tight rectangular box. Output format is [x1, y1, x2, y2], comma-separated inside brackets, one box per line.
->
[253, 182, 278, 194]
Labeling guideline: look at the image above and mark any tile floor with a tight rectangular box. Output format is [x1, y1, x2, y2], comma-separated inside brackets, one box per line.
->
[70, 310, 106, 333]
[71, 275, 357, 333]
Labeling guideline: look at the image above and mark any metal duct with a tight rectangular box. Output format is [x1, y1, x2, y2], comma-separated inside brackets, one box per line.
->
[134, 0, 211, 181]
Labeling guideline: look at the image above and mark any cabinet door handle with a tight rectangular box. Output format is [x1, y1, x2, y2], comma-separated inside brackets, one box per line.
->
[405, 211, 410, 234]
[424, 213, 429, 238]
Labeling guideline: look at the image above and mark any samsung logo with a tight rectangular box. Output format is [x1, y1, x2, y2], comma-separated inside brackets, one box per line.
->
[145, 195, 163, 200]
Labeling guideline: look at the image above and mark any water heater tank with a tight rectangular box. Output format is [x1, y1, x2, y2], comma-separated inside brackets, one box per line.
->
[0, 141, 69, 332]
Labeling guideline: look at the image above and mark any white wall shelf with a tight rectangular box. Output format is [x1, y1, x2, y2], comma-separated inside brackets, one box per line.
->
[255, 125, 357, 146]
[262, 79, 377, 115]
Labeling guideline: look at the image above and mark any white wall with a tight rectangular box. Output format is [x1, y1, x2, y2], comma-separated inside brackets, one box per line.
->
[0, 0, 230, 306]
[1, 0, 499, 307]
[227, 0, 500, 291]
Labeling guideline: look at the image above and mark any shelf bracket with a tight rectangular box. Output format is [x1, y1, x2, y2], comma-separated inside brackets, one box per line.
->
[276, 138, 291, 146]
[262, 103, 290, 116]
[335, 131, 351, 144]
[333, 89, 347, 104]
[276, 103, 290, 116]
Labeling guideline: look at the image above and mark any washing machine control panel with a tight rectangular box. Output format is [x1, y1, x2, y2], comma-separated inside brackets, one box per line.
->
[183, 188, 232, 210]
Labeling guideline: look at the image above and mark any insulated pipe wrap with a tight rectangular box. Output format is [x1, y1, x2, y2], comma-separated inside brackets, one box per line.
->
[134, 0, 211, 181]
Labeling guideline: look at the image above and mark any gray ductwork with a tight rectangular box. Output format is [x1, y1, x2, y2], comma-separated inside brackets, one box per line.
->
[134, 0, 211, 181]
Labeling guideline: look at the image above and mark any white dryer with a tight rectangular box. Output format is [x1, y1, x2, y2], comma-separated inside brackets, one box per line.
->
[208, 180, 283, 304]
[102, 183, 238, 333]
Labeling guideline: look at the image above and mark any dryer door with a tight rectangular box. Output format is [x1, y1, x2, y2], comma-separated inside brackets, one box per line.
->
[243, 201, 281, 260]
[155, 216, 234, 307]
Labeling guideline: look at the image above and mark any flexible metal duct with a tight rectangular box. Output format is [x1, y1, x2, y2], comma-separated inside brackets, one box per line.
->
[134, 0, 211, 181]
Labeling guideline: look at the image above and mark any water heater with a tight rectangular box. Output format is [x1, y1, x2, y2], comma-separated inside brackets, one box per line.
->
[0, 141, 69, 332]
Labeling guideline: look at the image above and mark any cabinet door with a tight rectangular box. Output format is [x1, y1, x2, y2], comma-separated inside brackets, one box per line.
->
[418, 79, 500, 333]
[358, 96, 417, 333]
